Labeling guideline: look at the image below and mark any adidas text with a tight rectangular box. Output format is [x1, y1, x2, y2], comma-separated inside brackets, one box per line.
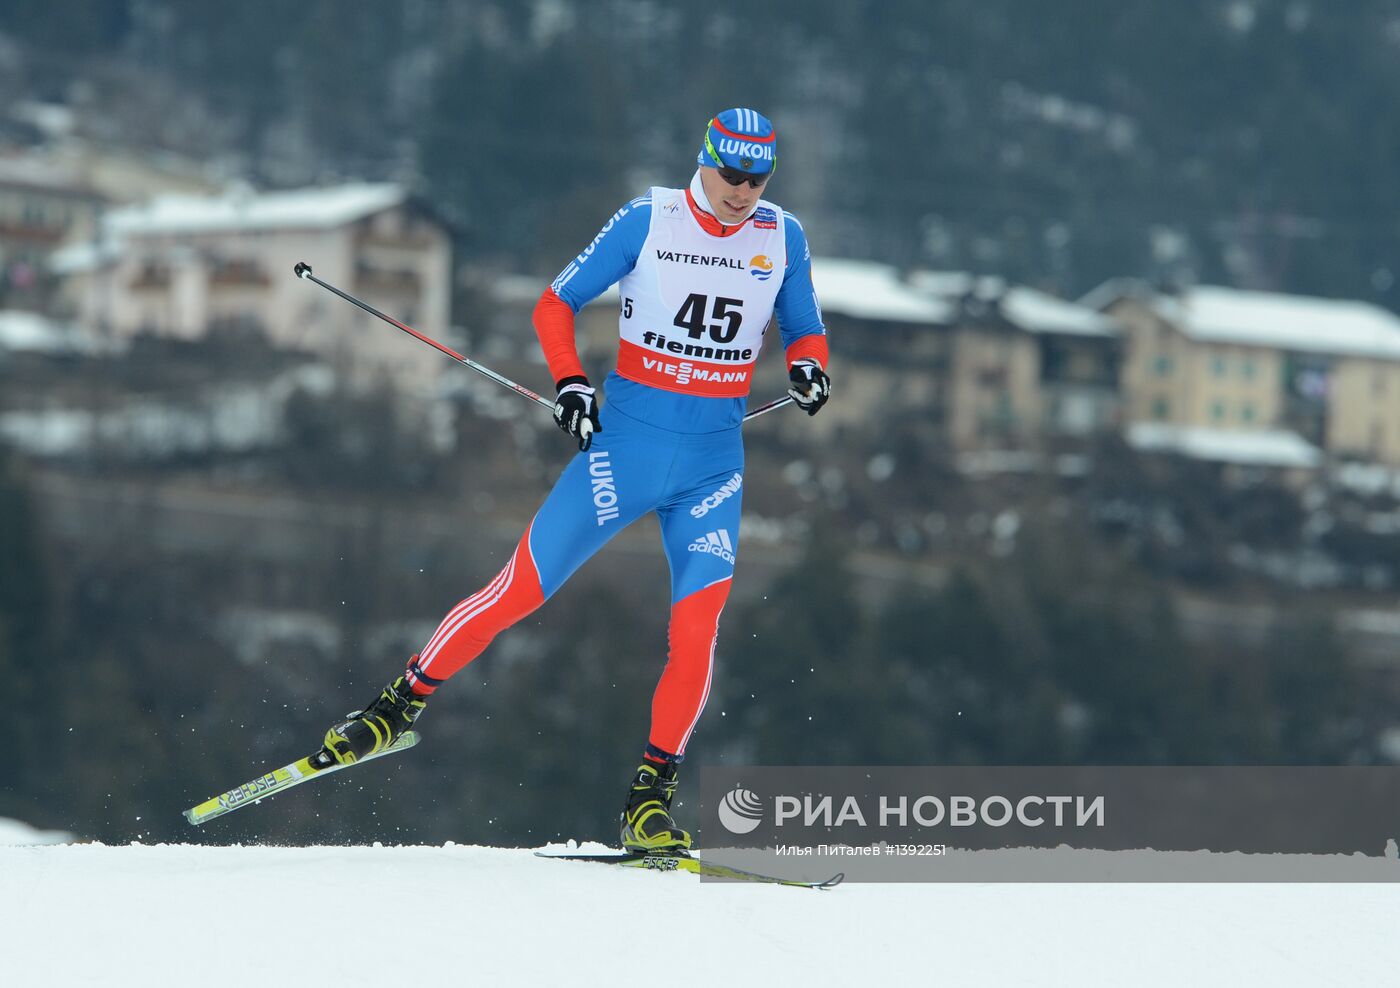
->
[688, 529, 736, 564]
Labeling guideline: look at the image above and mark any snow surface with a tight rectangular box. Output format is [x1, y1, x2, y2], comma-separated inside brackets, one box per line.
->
[0, 310, 111, 355]
[0, 816, 72, 845]
[1127, 422, 1323, 469]
[1332, 461, 1400, 498]
[47, 238, 123, 276]
[3, 842, 1397, 986]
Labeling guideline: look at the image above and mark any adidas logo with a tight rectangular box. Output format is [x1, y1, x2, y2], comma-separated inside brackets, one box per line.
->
[687, 528, 736, 564]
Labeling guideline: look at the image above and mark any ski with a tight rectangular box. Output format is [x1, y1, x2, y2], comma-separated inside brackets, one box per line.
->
[535, 850, 843, 890]
[183, 732, 420, 826]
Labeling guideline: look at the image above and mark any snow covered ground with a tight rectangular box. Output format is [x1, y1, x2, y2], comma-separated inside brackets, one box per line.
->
[3, 841, 1397, 986]
[0, 816, 72, 845]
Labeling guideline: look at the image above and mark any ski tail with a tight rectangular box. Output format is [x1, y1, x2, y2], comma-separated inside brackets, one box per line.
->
[535, 849, 843, 890]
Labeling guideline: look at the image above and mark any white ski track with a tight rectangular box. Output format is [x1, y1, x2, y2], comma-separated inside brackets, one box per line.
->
[3, 841, 1398, 986]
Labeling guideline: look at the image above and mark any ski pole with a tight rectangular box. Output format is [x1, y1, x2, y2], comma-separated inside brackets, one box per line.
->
[292, 262, 793, 422]
[294, 261, 552, 410]
[743, 392, 794, 420]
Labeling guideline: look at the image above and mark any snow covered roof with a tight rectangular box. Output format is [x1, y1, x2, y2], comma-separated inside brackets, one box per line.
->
[0, 154, 98, 196]
[1003, 287, 1119, 337]
[11, 100, 76, 139]
[106, 183, 408, 237]
[1127, 422, 1323, 470]
[1155, 287, 1400, 358]
[1077, 276, 1146, 312]
[910, 271, 1119, 337]
[810, 257, 953, 324]
[1086, 280, 1400, 360]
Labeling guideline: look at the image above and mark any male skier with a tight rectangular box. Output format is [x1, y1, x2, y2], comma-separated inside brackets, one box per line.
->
[320, 108, 830, 853]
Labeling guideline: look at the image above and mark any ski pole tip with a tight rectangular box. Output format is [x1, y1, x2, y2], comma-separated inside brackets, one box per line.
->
[294, 261, 312, 279]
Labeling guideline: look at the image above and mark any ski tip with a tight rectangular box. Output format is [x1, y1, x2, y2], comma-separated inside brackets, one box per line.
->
[817, 872, 845, 890]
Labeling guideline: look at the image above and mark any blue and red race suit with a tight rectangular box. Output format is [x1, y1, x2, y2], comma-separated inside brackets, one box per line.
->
[404, 171, 826, 761]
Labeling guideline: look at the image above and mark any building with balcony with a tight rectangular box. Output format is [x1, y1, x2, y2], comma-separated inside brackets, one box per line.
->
[51, 183, 452, 387]
[813, 258, 1121, 450]
[0, 155, 104, 310]
[1086, 281, 1400, 466]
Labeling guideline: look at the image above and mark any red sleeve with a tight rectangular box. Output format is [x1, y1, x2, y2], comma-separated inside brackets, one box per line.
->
[784, 333, 829, 370]
[533, 287, 586, 385]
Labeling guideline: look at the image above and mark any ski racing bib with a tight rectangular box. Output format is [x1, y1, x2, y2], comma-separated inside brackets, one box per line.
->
[614, 187, 787, 398]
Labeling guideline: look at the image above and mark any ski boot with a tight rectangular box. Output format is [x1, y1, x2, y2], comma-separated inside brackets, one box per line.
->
[621, 761, 692, 854]
[320, 676, 426, 767]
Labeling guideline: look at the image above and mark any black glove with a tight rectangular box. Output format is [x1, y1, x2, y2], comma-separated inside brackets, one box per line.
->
[787, 359, 831, 417]
[553, 375, 602, 451]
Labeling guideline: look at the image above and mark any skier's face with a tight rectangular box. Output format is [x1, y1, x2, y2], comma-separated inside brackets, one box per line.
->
[700, 165, 764, 224]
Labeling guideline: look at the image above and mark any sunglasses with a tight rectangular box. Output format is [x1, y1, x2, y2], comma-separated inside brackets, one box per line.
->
[717, 166, 771, 189]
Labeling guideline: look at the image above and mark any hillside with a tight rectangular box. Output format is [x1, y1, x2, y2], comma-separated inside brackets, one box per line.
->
[6, 1, 1400, 300]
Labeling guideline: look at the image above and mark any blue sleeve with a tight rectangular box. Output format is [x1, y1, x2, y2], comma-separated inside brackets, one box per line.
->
[549, 195, 652, 312]
[773, 211, 825, 347]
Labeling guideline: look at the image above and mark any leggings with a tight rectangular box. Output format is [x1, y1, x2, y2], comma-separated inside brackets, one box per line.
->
[404, 407, 744, 759]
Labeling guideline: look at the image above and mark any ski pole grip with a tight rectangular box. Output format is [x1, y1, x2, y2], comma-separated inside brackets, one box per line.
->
[294, 261, 313, 280]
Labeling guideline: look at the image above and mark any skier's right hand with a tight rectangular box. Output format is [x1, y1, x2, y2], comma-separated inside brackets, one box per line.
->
[787, 358, 831, 416]
[554, 375, 602, 451]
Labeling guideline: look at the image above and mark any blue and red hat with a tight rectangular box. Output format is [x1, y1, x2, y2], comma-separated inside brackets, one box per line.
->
[698, 108, 777, 175]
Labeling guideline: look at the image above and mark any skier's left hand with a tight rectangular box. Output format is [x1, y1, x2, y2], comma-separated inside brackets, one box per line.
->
[787, 359, 831, 417]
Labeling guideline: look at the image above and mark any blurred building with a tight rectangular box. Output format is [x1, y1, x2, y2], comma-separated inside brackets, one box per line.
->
[1086, 281, 1400, 466]
[0, 155, 104, 310]
[910, 271, 1122, 444]
[472, 272, 619, 367]
[807, 258, 958, 440]
[50, 183, 452, 387]
[0, 135, 224, 311]
[812, 258, 1121, 449]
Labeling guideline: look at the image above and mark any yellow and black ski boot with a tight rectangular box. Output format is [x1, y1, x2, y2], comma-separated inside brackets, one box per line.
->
[321, 676, 426, 766]
[621, 761, 692, 854]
